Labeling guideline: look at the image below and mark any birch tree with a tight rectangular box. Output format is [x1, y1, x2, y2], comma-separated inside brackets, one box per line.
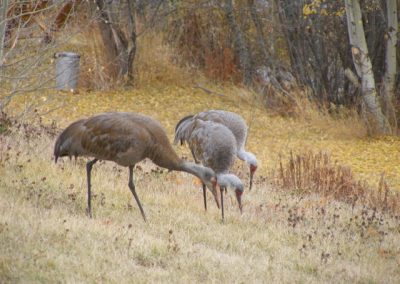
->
[345, 0, 391, 135]
[0, 0, 9, 67]
[382, 0, 398, 132]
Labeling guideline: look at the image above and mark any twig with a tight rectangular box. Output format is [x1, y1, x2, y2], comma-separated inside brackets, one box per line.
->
[345, 68, 360, 88]
[194, 84, 225, 97]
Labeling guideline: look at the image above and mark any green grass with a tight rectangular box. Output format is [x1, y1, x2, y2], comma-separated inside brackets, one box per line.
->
[1, 125, 399, 283]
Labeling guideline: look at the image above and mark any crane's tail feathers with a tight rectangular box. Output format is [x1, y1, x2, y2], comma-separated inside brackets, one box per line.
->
[175, 114, 194, 133]
[174, 115, 195, 145]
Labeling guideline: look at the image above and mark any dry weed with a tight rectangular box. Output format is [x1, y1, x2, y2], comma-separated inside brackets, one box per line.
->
[273, 151, 400, 215]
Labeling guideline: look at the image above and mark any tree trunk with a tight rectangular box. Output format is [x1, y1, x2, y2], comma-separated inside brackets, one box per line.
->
[95, 0, 121, 78]
[224, 0, 253, 86]
[382, 0, 397, 132]
[0, 0, 9, 67]
[95, 0, 136, 85]
[248, 0, 269, 65]
[126, 0, 137, 85]
[345, 0, 391, 135]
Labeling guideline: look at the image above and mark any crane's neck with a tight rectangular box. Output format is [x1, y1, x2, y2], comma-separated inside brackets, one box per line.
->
[237, 149, 257, 166]
[145, 138, 213, 185]
[147, 143, 205, 179]
[217, 173, 243, 190]
[179, 161, 207, 179]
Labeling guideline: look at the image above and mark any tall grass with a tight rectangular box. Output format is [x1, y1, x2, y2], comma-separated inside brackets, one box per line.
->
[273, 151, 400, 215]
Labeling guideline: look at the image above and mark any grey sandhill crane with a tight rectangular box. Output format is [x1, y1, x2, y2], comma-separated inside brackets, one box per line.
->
[54, 112, 219, 222]
[174, 119, 244, 220]
[175, 110, 258, 190]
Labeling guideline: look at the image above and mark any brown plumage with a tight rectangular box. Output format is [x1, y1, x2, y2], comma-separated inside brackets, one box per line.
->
[54, 112, 219, 221]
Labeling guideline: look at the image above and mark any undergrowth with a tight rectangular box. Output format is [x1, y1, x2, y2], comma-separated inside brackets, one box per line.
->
[273, 151, 400, 216]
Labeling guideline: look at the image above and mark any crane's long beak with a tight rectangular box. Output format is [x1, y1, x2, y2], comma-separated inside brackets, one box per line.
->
[249, 165, 257, 191]
[235, 189, 243, 214]
[210, 177, 220, 209]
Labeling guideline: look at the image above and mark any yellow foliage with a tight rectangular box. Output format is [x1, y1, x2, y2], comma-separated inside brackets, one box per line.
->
[3, 83, 400, 191]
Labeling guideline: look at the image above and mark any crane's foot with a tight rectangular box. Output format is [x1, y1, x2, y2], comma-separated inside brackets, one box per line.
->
[86, 208, 92, 218]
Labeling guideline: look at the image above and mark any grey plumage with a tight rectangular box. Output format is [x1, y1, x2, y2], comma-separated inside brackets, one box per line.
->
[189, 120, 237, 173]
[175, 118, 244, 220]
[175, 110, 258, 190]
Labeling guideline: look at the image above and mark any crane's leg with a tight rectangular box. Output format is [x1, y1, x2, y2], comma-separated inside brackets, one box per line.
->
[128, 165, 147, 222]
[86, 158, 98, 218]
[203, 183, 207, 211]
[221, 186, 225, 222]
[190, 149, 199, 164]
[191, 149, 208, 211]
[249, 168, 253, 191]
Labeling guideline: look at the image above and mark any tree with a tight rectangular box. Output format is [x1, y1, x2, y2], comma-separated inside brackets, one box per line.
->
[0, 0, 8, 67]
[345, 0, 392, 134]
[0, 1, 83, 112]
[381, 0, 398, 132]
[95, 0, 137, 85]
[223, 0, 253, 86]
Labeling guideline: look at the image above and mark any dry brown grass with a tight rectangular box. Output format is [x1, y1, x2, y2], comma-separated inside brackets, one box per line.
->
[68, 25, 199, 90]
[1, 116, 400, 283]
[274, 151, 400, 215]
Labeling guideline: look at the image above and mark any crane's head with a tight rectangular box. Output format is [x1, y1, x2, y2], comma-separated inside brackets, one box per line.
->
[217, 174, 244, 214]
[182, 162, 220, 208]
[197, 166, 220, 208]
[246, 153, 258, 191]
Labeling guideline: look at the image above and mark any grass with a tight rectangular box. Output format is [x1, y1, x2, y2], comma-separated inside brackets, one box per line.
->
[1, 115, 400, 283]
[1, 27, 400, 282]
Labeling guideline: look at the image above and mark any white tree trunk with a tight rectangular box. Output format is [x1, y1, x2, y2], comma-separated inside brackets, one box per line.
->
[382, 0, 398, 132]
[0, 0, 9, 67]
[345, 0, 391, 134]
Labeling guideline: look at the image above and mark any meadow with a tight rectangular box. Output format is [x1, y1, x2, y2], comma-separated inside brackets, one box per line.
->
[1, 32, 400, 283]
[1, 85, 400, 282]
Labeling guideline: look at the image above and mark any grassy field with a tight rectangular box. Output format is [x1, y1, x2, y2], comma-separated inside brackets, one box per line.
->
[1, 30, 400, 283]
[1, 92, 400, 283]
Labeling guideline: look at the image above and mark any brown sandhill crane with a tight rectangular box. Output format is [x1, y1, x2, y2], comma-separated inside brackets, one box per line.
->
[175, 119, 244, 221]
[175, 110, 258, 190]
[54, 112, 219, 222]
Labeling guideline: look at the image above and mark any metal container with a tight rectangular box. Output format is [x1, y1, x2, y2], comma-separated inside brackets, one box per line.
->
[55, 52, 80, 90]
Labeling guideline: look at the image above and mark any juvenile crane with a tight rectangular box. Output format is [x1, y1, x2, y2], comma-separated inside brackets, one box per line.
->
[54, 112, 219, 222]
[175, 119, 244, 220]
[175, 110, 257, 190]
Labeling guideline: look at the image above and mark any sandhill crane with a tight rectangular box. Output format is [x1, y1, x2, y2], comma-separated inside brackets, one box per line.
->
[175, 110, 257, 190]
[175, 119, 244, 220]
[54, 112, 219, 222]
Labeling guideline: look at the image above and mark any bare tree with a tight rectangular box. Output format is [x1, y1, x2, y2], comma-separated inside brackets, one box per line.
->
[223, 0, 253, 86]
[345, 0, 391, 134]
[0, 0, 8, 66]
[381, 0, 398, 132]
[0, 1, 87, 113]
[95, 0, 137, 85]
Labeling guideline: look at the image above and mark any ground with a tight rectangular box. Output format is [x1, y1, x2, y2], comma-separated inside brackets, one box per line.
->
[1, 85, 400, 283]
